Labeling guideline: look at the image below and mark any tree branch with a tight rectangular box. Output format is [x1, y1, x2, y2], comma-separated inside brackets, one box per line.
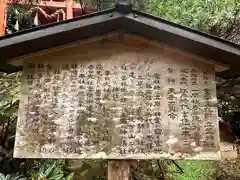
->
[171, 160, 184, 174]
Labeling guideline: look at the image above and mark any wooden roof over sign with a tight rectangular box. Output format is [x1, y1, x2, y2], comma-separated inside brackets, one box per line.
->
[0, 1, 239, 76]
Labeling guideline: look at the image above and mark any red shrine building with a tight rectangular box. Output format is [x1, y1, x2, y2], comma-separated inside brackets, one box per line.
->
[0, 0, 97, 36]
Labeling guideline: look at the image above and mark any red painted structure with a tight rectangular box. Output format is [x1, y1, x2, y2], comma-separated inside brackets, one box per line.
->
[0, 0, 97, 36]
[0, 0, 7, 36]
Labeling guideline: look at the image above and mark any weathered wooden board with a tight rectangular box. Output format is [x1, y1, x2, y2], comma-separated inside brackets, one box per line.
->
[14, 34, 221, 159]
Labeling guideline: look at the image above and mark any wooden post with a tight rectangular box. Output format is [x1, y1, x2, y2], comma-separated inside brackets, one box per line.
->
[108, 161, 130, 180]
[66, 0, 73, 19]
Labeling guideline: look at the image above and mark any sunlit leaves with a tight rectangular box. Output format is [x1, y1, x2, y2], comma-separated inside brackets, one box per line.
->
[29, 160, 74, 180]
[141, 0, 239, 44]
[0, 173, 27, 180]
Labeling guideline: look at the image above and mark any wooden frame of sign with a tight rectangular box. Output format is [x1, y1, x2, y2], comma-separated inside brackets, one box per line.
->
[13, 32, 223, 179]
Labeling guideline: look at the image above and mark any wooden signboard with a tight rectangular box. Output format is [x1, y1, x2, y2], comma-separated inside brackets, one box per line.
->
[14, 34, 220, 159]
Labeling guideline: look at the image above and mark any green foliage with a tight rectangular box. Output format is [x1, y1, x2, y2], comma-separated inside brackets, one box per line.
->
[0, 72, 22, 173]
[166, 160, 216, 180]
[0, 173, 27, 180]
[217, 77, 240, 118]
[143, 0, 240, 44]
[29, 160, 74, 180]
[6, 4, 33, 34]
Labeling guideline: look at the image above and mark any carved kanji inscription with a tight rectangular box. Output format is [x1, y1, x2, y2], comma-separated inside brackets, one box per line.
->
[14, 49, 220, 160]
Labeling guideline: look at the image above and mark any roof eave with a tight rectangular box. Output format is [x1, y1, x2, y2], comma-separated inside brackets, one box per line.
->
[0, 9, 122, 49]
[0, 9, 124, 73]
[0, 8, 239, 74]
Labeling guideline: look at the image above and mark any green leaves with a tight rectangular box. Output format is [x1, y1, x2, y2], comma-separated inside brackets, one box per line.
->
[29, 160, 74, 180]
[142, 0, 239, 44]
[66, 172, 75, 180]
[0, 72, 21, 171]
[6, 4, 34, 34]
[166, 160, 216, 180]
[0, 173, 5, 180]
[0, 173, 27, 180]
